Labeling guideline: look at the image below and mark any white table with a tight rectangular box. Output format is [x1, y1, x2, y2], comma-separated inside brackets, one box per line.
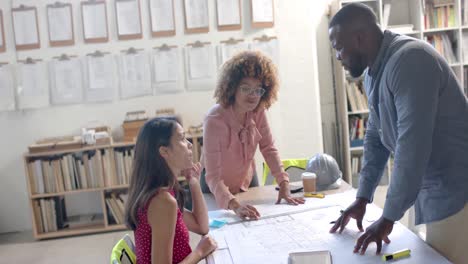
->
[203, 182, 451, 264]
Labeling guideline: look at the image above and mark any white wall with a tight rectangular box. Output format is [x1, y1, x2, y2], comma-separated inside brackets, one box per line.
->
[0, 0, 328, 233]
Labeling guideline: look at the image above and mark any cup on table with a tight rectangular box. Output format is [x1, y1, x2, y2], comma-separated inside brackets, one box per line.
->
[302, 172, 317, 194]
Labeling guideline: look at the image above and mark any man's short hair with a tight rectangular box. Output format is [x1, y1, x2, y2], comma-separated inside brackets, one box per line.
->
[329, 3, 377, 29]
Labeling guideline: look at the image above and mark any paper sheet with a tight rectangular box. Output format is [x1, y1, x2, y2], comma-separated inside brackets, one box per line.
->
[82, 3, 107, 40]
[0, 65, 15, 111]
[208, 202, 451, 264]
[17, 62, 49, 109]
[85, 54, 115, 102]
[250, 38, 279, 65]
[47, 6, 73, 42]
[153, 48, 178, 83]
[185, 0, 209, 29]
[50, 58, 83, 105]
[116, 0, 141, 36]
[218, 42, 249, 65]
[251, 0, 274, 23]
[187, 45, 214, 79]
[216, 0, 240, 26]
[13, 9, 39, 45]
[150, 0, 175, 32]
[119, 52, 152, 98]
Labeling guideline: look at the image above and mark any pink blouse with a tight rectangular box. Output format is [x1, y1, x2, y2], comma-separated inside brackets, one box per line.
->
[134, 189, 192, 264]
[202, 104, 289, 209]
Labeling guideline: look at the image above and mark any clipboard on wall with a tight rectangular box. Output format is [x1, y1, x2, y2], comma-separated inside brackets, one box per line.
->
[0, 10, 5, 53]
[47, 2, 75, 47]
[149, 0, 176, 37]
[250, 0, 275, 28]
[216, 0, 242, 31]
[183, 0, 210, 34]
[81, 0, 109, 44]
[12, 5, 41, 51]
[115, 0, 143, 40]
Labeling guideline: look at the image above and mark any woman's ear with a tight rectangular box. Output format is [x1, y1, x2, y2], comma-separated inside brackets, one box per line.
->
[159, 146, 169, 159]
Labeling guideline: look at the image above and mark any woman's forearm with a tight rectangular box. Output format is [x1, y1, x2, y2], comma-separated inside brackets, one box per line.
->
[189, 178, 209, 234]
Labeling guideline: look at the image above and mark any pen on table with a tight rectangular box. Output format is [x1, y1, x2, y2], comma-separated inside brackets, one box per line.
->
[329, 210, 344, 224]
[382, 249, 411, 261]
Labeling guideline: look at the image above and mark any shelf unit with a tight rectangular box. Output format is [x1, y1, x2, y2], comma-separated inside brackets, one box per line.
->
[24, 132, 203, 240]
[331, 0, 467, 187]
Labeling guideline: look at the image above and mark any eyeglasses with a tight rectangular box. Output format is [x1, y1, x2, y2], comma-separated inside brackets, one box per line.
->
[239, 85, 266, 97]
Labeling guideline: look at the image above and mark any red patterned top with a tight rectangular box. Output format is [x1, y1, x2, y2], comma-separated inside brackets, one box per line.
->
[134, 189, 192, 264]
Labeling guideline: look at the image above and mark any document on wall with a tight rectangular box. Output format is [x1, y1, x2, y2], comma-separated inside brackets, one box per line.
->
[218, 42, 249, 66]
[187, 44, 214, 79]
[50, 58, 84, 105]
[116, 0, 142, 36]
[118, 51, 152, 99]
[47, 5, 73, 42]
[152, 47, 182, 93]
[251, 0, 274, 23]
[17, 62, 49, 109]
[216, 0, 241, 26]
[85, 54, 116, 102]
[82, 3, 108, 40]
[0, 64, 15, 111]
[150, 0, 175, 32]
[185, 0, 209, 29]
[12, 9, 39, 46]
[250, 38, 279, 65]
[153, 48, 178, 83]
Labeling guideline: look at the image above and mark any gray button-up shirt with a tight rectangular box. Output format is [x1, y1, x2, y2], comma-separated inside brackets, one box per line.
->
[357, 31, 468, 225]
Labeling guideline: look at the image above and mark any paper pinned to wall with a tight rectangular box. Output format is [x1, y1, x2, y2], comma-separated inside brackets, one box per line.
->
[12, 9, 39, 46]
[152, 47, 183, 94]
[118, 51, 152, 99]
[216, 0, 241, 26]
[250, 38, 279, 66]
[218, 42, 249, 66]
[150, 0, 175, 32]
[82, 3, 108, 40]
[116, 0, 142, 36]
[47, 5, 73, 42]
[153, 48, 178, 83]
[49, 58, 84, 105]
[0, 64, 16, 111]
[16, 62, 49, 109]
[185, 0, 209, 29]
[251, 0, 274, 23]
[85, 54, 116, 102]
[187, 44, 214, 79]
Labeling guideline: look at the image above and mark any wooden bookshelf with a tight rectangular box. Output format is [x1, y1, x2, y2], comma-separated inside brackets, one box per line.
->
[329, 0, 467, 186]
[24, 133, 203, 240]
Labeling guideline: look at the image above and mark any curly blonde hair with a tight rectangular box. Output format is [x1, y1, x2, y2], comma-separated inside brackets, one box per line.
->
[214, 50, 279, 110]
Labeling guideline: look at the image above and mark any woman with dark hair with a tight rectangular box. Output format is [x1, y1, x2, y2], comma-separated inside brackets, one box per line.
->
[201, 51, 305, 220]
[125, 117, 217, 264]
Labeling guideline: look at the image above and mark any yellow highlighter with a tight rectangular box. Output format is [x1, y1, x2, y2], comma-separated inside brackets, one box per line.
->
[304, 192, 325, 198]
[382, 249, 411, 261]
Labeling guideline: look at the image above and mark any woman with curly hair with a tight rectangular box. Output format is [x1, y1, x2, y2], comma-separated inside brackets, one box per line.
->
[201, 51, 305, 219]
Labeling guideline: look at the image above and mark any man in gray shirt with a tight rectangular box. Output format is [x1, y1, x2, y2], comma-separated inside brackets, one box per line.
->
[328, 3, 468, 263]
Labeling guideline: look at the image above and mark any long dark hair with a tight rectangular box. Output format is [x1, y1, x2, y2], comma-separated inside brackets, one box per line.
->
[125, 117, 185, 230]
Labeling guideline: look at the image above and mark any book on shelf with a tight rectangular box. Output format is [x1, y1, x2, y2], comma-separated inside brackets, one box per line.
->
[36, 197, 68, 233]
[463, 0, 468, 25]
[345, 81, 368, 113]
[424, 33, 457, 64]
[424, 1, 456, 29]
[105, 192, 127, 225]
